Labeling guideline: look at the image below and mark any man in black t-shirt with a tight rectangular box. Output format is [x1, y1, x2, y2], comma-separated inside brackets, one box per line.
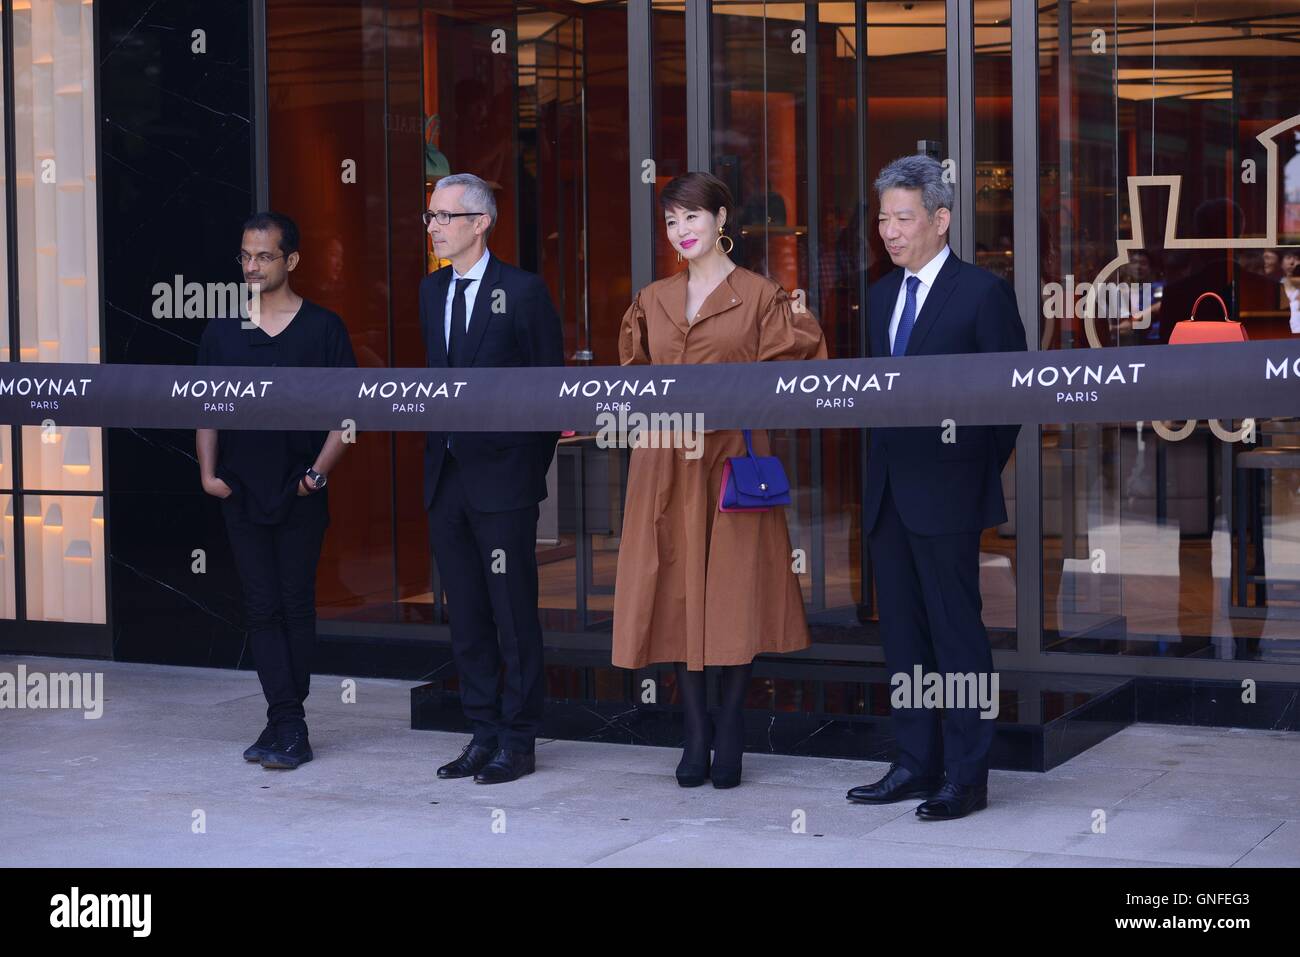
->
[196, 212, 356, 770]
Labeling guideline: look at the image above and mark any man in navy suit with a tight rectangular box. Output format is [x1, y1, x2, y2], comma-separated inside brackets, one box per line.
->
[846, 155, 1027, 819]
[420, 173, 565, 784]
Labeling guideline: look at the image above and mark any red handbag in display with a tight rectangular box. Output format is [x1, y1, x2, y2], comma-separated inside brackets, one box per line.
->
[1168, 292, 1249, 344]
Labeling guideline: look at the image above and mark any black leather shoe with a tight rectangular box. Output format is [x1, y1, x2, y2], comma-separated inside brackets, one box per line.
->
[915, 781, 988, 820]
[846, 762, 942, 804]
[260, 728, 313, 770]
[243, 724, 278, 762]
[437, 743, 497, 780]
[474, 749, 535, 784]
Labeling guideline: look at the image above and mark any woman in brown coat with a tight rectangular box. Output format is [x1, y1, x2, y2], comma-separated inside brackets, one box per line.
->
[613, 172, 827, 789]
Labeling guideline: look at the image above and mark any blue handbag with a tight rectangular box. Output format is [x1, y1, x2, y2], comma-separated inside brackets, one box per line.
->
[719, 430, 791, 512]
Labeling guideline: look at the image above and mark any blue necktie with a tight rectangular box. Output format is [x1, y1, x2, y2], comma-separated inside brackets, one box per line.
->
[893, 275, 920, 357]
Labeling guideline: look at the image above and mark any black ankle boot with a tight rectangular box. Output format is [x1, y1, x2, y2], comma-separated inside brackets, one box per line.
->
[711, 663, 753, 789]
[673, 663, 711, 787]
[710, 741, 743, 789]
[711, 708, 745, 789]
[675, 717, 713, 787]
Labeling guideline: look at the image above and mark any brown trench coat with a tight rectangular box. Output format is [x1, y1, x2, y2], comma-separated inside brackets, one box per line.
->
[611, 266, 828, 671]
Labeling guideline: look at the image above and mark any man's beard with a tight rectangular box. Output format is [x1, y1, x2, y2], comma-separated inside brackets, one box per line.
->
[248, 273, 286, 296]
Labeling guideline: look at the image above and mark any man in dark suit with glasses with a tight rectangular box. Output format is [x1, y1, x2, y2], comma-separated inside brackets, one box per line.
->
[420, 173, 565, 784]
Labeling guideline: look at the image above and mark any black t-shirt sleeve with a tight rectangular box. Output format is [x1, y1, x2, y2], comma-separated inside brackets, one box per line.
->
[327, 313, 357, 368]
[197, 320, 218, 365]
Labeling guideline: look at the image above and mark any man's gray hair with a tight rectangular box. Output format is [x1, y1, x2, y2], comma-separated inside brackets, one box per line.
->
[434, 172, 498, 234]
[873, 154, 953, 218]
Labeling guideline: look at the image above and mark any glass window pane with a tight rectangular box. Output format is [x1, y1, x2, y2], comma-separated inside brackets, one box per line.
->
[975, 1, 1016, 644]
[21, 425, 101, 492]
[1038, 0, 1300, 662]
[22, 493, 105, 624]
[12, 0, 99, 364]
[0, 493, 15, 620]
[653, 0, 688, 278]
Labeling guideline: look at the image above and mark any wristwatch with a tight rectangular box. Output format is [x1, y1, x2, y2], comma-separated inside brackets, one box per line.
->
[304, 467, 328, 491]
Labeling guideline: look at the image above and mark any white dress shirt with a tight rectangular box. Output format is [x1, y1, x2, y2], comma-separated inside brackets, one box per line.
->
[444, 248, 491, 350]
[888, 244, 951, 353]
[1280, 277, 1300, 335]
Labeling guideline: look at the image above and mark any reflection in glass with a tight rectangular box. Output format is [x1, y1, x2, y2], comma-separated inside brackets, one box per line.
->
[973, 1, 1016, 640]
[405, 2, 632, 631]
[1039, 0, 1300, 660]
[653, 0, 688, 278]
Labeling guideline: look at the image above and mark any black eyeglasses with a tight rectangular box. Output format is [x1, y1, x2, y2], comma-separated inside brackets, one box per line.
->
[235, 252, 285, 266]
[423, 210, 485, 226]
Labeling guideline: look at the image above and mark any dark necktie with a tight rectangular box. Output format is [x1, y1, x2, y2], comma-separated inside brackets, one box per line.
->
[893, 275, 921, 357]
[448, 277, 473, 367]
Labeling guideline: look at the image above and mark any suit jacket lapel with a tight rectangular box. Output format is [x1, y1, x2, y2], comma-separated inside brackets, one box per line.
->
[462, 253, 500, 367]
[871, 269, 902, 358]
[904, 252, 961, 356]
[427, 267, 451, 368]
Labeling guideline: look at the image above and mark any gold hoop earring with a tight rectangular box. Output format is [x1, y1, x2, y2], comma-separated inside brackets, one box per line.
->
[676, 249, 684, 263]
[715, 226, 734, 256]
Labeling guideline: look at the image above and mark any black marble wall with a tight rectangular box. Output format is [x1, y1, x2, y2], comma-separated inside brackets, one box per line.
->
[100, 1, 254, 666]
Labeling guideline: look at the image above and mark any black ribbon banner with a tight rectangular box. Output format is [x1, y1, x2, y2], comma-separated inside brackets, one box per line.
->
[0, 340, 1297, 432]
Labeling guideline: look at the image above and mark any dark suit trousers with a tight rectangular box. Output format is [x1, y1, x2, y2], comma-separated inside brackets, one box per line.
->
[868, 480, 994, 787]
[428, 455, 545, 752]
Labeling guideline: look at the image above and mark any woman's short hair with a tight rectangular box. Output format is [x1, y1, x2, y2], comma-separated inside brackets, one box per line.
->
[659, 171, 735, 233]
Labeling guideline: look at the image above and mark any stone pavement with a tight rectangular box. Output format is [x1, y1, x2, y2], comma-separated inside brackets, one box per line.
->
[1, 656, 1296, 867]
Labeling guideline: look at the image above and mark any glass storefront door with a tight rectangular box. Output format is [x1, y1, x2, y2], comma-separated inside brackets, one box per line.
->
[260, 0, 1009, 653]
[1039, 0, 1300, 664]
[703, 2, 1026, 654]
[266, 1, 637, 634]
[257, 0, 1300, 682]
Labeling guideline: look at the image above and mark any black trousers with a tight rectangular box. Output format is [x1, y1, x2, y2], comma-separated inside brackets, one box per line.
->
[222, 492, 329, 732]
[428, 455, 545, 753]
[867, 480, 995, 787]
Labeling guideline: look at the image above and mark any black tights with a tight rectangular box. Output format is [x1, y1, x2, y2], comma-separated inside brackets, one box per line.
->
[674, 662, 753, 767]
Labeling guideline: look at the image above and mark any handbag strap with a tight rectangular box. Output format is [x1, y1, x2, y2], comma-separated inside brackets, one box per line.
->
[742, 429, 757, 460]
[1189, 292, 1237, 324]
